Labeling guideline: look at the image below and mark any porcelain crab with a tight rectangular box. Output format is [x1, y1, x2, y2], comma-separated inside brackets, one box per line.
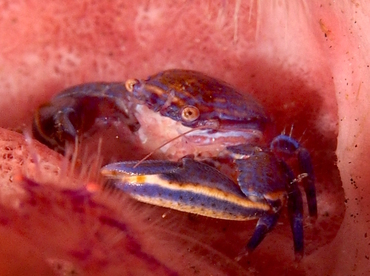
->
[32, 69, 317, 260]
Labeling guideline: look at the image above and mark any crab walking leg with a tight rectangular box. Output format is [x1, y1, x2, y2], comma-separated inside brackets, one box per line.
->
[280, 161, 305, 259]
[227, 145, 302, 258]
[287, 179, 304, 260]
[244, 212, 281, 255]
[296, 148, 317, 217]
[270, 134, 317, 217]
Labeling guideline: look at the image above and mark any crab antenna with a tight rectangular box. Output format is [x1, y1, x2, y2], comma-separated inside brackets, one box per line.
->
[133, 126, 207, 168]
[23, 129, 42, 179]
[289, 124, 295, 137]
[69, 135, 80, 176]
[281, 126, 286, 135]
[298, 128, 308, 143]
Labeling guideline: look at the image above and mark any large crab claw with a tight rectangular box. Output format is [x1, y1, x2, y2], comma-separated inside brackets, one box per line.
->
[101, 157, 271, 221]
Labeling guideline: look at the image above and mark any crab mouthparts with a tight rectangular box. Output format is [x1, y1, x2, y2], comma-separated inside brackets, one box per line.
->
[185, 128, 263, 145]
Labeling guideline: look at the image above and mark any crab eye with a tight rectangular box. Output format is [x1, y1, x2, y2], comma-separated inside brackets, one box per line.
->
[125, 79, 138, 92]
[181, 105, 200, 122]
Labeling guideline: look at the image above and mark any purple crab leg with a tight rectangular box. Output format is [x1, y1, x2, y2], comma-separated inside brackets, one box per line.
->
[228, 144, 305, 259]
[271, 134, 317, 217]
[238, 159, 304, 260]
[244, 212, 281, 254]
[288, 182, 304, 260]
[296, 148, 317, 217]
[281, 161, 304, 260]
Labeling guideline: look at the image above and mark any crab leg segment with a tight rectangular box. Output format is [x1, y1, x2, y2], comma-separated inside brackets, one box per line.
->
[227, 145, 304, 258]
[280, 161, 305, 260]
[297, 148, 317, 217]
[242, 212, 281, 257]
[270, 134, 317, 217]
[287, 182, 304, 260]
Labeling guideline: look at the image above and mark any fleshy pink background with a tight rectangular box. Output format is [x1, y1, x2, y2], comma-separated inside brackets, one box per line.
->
[0, 1, 369, 275]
